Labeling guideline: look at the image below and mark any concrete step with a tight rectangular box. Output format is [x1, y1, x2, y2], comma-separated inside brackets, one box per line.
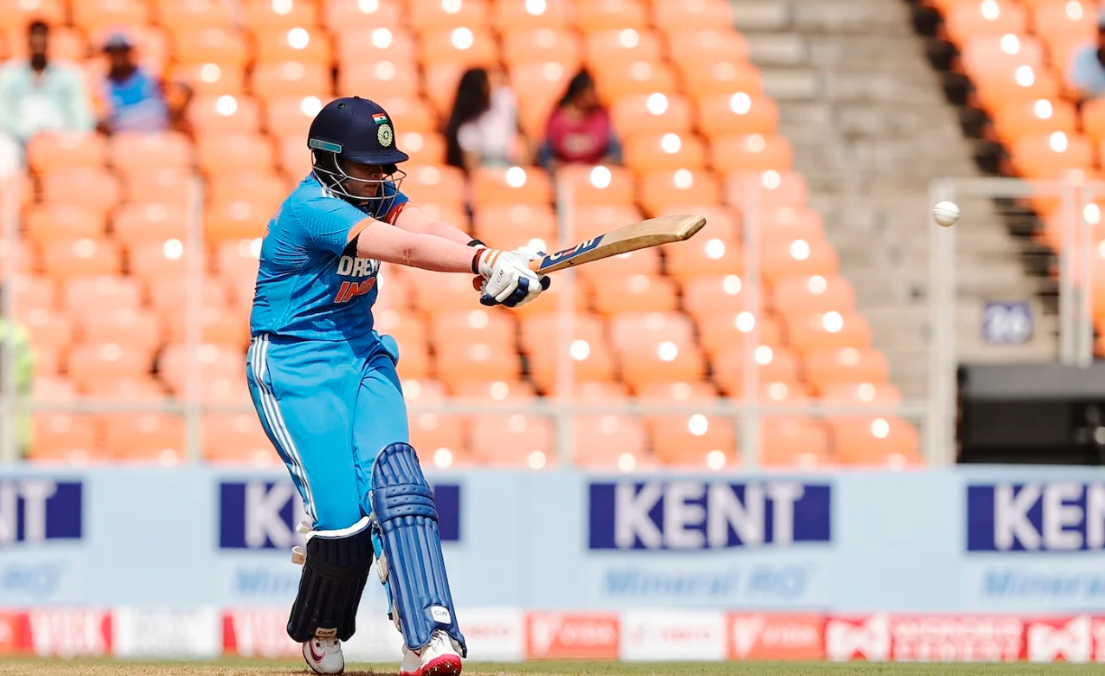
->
[732, 0, 792, 32]
[745, 33, 809, 66]
[789, 0, 916, 35]
[761, 68, 823, 100]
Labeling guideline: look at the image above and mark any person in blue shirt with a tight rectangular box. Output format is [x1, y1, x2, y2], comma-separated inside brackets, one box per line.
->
[247, 96, 549, 676]
[97, 32, 190, 134]
[1068, 11, 1105, 101]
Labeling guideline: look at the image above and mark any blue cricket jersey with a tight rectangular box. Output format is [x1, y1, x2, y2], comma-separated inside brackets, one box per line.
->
[250, 174, 410, 341]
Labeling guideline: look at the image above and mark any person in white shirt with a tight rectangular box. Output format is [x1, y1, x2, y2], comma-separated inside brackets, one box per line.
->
[443, 67, 526, 174]
[0, 21, 93, 175]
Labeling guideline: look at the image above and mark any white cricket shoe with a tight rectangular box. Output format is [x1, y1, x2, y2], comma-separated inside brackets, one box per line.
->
[303, 629, 344, 675]
[400, 629, 462, 676]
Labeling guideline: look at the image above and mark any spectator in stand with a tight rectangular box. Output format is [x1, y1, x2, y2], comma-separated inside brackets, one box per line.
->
[96, 32, 191, 134]
[537, 69, 622, 171]
[0, 21, 93, 173]
[443, 66, 526, 173]
[1068, 10, 1105, 101]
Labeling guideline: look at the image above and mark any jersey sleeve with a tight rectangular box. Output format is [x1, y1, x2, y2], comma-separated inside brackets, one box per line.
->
[295, 196, 371, 255]
[380, 186, 410, 225]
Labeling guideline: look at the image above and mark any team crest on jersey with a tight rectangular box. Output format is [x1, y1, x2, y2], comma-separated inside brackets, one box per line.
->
[378, 123, 393, 148]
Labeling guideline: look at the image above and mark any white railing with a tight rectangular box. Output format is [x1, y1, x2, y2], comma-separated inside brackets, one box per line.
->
[7, 169, 1094, 468]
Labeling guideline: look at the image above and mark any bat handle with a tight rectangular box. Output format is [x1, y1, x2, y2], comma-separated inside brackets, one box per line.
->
[528, 259, 542, 272]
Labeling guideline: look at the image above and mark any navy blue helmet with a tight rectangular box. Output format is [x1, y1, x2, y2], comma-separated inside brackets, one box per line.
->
[308, 96, 409, 209]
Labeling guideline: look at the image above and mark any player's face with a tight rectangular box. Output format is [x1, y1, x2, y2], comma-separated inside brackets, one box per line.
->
[340, 161, 387, 200]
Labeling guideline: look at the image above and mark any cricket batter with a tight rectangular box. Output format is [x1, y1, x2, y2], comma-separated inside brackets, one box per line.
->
[246, 96, 550, 675]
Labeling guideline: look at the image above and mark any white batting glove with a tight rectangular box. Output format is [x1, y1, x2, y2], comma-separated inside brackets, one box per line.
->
[473, 248, 551, 307]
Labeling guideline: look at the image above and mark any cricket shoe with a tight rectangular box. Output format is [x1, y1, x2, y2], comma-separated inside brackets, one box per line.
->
[400, 629, 462, 676]
[303, 629, 344, 675]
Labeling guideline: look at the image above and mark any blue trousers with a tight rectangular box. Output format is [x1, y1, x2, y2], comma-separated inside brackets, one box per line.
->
[246, 332, 409, 530]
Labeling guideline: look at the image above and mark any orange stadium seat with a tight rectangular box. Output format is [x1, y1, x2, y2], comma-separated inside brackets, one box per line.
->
[638, 169, 721, 215]
[31, 414, 103, 463]
[652, 0, 732, 31]
[519, 313, 616, 390]
[26, 133, 107, 173]
[473, 204, 557, 245]
[206, 198, 277, 243]
[649, 413, 737, 468]
[593, 273, 679, 314]
[583, 29, 663, 66]
[401, 164, 467, 206]
[1078, 99, 1105, 144]
[805, 347, 889, 393]
[430, 309, 514, 355]
[666, 29, 748, 71]
[398, 130, 446, 164]
[188, 95, 262, 135]
[72, 0, 149, 33]
[66, 340, 155, 388]
[112, 203, 187, 245]
[726, 170, 808, 209]
[77, 307, 162, 353]
[830, 417, 921, 467]
[419, 27, 498, 66]
[338, 58, 421, 98]
[1035, 0, 1096, 70]
[158, 343, 245, 395]
[104, 414, 185, 464]
[710, 133, 793, 173]
[623, 132, 707, 172]
[762, 237, 839, 281]
[82, 374, 167, 402]
[376, 308, 426, 348]
[423, 63, 479, 117]
[681, 61, 763, 99]
[611, 92, 693, 136]
[992, 98, 1076, 145]
[173, 26, 251, 63]
[435, 337, 520, 387]
[772, 274, 856, 315]
[147, 275, 229, 313]
[409, 411, 472, 467]
[405, 269, 481, 314]
[960, 34, 1045, 83]
[591, 60, 676, 100]
[576, 0, 647, 31]
[681, 275, 750, 314]
[0, 0, 63, 29]
[573, 415, 654, 469]
[40, 169, 121, 215]
[553, 164, 635, 206]
[785, 310, 872, 353]
[21, 307, 74, 355]
[470, 413, 553, 468]
[453, 379, 536, 402]
[493, 0, 572, 31]
[204, 414, 278, 465]
[1010, 132, 1093, 178]
[712, 344, 801, 396]
[502, 28, 580, 66]
[62, 275, 142, 313]
[23, 205, 104, 244]
[757, 205, 826, 242]
[822, 381, 903, 405]
[610, 315, 704, 388]
[108, 132, 194, 176]
[0, 238, 35, 276]
[761, 416, 831, 468]
[375, 96, 436, 134]
[511, 61, 574, 137]
[336, 26, 417, 64]
[207, 170, 288, 207]
[166, 305, 249, 346]
[12, 275, 56, 313]
[323, 0, 403, 31]
[697, 312, 784, 357]
[472, 166, 552, 204]
[697, 93, 780, 138]
[576, 246, 661, 284]
[41, 238, 122, 278]
[408, 0, 489, 31]
[973, 64, 1061, 112]
[943, 0, 1028, 46]
[197, 133, 275, 176]
[124, 168, 193, 207]
[664, 233, 742, 279]
[254, 26, 332, 64]
[243, 0, 319, 28]
[252, 62, 331, 99]
[570, 204, 644, 240]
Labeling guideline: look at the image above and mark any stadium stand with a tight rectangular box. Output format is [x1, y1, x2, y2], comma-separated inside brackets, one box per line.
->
[8, 0, 917, 469]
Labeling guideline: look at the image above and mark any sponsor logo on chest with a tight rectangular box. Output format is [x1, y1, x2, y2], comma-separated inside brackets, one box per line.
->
[333, 255, 380, 303]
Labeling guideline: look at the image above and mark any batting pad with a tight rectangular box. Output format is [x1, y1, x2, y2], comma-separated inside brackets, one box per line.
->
[370, 442, 467, 655]
[287, 516, 374, 643]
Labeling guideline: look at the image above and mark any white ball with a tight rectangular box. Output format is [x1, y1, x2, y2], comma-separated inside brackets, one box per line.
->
[933, 201, 960, 227]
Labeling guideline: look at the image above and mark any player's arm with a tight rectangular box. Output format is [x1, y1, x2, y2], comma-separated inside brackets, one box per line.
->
[391, 204, 474, 246]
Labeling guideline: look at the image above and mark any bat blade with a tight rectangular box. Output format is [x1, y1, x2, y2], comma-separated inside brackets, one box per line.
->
[528, 215, 707, 275]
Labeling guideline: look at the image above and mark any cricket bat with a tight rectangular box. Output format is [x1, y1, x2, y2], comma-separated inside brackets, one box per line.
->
[527, 214, 707, 274]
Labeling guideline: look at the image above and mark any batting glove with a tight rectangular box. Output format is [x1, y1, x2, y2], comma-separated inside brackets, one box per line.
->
[471, 248, 551, 307]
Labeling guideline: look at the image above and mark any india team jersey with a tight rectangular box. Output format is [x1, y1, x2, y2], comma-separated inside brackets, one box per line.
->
[250, 174, 409, 341]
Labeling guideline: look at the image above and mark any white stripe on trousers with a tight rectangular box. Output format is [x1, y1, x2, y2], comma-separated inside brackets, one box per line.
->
[251, 334, 317, 521]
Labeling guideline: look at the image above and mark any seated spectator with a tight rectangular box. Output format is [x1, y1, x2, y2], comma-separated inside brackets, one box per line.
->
[443, 67, 525, 173]
[96, 32, 190, 134]
[1068, 10, 1105, 101]
[0, 21, 93, 173]
[537, 69, 623, 171]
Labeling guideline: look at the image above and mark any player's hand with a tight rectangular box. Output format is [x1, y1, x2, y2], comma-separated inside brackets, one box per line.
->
[473, 248, 551, 307]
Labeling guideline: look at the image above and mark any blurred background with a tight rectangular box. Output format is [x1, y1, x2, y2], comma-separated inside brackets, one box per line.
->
[0, 0, 1103, 665]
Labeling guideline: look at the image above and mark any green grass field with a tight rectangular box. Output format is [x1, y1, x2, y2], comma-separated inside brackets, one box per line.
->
[1, 661, 1103, 676]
